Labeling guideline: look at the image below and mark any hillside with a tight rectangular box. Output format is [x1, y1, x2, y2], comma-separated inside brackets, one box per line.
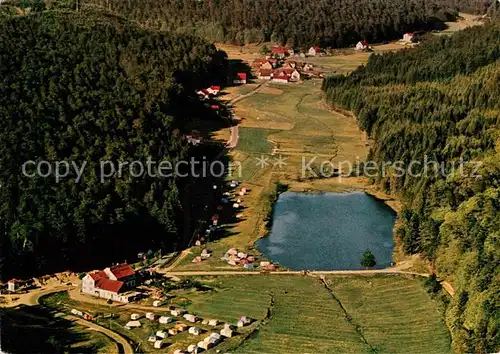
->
[322, 23, 500, 353]
[75, 0, 459, 48]
[0, 10, 226, 280]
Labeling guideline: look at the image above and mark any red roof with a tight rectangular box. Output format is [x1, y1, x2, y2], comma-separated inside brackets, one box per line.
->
[268, 59, 278, 64]
[312, 46, 321, 51]
[252, 58, 268, 65]
[283, 68, 296, 75]
[210, 86, 221, 91]
[96, 278, 124, 293]
[109, 263, 135, 280]
[237, 73, 247, 80]
[211, 105, 220, 109]
[405, 32, 414, 36]
[360, 41, 369, 46]
[258, 69, 272, 76]
[89, 271, 107, 281]
[8, 279, 23, 284]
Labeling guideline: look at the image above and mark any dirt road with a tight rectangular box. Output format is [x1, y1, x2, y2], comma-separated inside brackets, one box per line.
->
[7, 285, 135, 354]
[163, 269, 430, 277]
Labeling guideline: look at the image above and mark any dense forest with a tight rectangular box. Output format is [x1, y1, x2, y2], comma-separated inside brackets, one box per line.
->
[323, 23, 500, 353]
[72, 0, 460, 48]
[0, 10, 228, 280]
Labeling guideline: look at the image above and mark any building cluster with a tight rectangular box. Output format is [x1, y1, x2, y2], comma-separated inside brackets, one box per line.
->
[252, 46, 325, 83]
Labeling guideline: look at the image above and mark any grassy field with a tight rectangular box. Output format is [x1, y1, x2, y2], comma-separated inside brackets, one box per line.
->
[184, 275, 450, 353]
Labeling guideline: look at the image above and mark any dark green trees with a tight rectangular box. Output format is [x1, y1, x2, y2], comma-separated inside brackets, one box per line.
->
[360, 249, 376, 268]
[322, 22, 500, 353]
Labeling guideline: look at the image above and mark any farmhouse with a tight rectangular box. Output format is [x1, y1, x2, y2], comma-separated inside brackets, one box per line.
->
[81, 263, 138, 303]
[257, 69, 272, 80]
[272, 73, 289, 84]
[271, 46, 294, 58]
[233, 72, 247, 84]
[207, 85, 221, 95]
[308, 46, 322, 56]
[284, 68, 301, 82]
[355, 40, 369, 51]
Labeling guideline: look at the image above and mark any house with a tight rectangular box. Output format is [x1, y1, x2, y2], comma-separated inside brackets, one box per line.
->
[159, 316, 173, 324]
[308, 46, 322, 56]
[233, 72, 247, 84]
[148, 334, 157, 342]
[271, 46, 293, 58]
[403, 32, 415, 43]
[272, 73, 289, 84]
[156, 330, 168, 339]
[268, 58, 279, 67]
[191, 256, 202, 263]
[146, 312, 155, 320]
[260, 261, 271, 267]
[243, 264, 254, 269]
[168, 328, 179, 336]
[208, 319, 219, 326]
[284, 68, 301, 82]
[188, 326, 202, 335]
[173, 350, 187, 354]
[7, 279, 23, 292]
[131, 313, 142, 320]
[237, 252, 247, 259]
[71, 309, 84, 317]
[355, 41, 369, 51]
[154, 340, 165, 349]
[196, 89, 210, 100]
[220, 327, 233, 337]
[207, 85, 221, 95]
[247, 255, 255, 262]
[257, 69, 272, 80]
[81, 263, 137, 303]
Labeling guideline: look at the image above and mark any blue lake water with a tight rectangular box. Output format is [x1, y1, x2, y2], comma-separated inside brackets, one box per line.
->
[255, 191, 396, 270]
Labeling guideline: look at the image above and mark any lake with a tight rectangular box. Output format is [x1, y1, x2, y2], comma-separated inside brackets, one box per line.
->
[255, 192, 396, 270]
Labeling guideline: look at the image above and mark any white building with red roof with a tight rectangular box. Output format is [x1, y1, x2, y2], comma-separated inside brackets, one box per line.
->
[82, 263, 137, 303]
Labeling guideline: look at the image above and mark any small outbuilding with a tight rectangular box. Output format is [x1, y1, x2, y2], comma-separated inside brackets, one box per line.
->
[208, 319, 219, 326]
[171, 309, 186, 317]
[148, 334, 157, 342]
[146, 312, 155, 320]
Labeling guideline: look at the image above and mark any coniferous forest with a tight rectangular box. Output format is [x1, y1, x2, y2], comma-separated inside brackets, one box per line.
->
[0, 10, 227, 280]
[323, 23, 500, 353]
[79, 0, 461, 48]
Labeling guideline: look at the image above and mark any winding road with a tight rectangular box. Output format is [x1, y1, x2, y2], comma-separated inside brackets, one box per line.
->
[18, 285, 134, 354]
